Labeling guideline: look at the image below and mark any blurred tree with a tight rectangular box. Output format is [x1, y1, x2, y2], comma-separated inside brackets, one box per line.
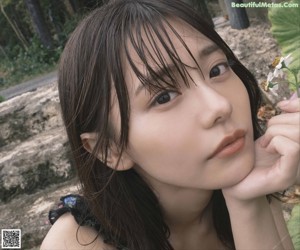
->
[47, 1, 67, 42]
[84, 0, 104, 9]
[63, 0, 76, 16]
[0, 0, 29, 50]
[24, 0, 53, 48]
[218, 0, 228, 18]
[182, 0, 214, 27]
[224, 0, 249, 29]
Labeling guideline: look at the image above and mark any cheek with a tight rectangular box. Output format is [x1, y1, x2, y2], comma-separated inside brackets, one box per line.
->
[230, 76, 253, 129]
[126, 111, 209, 183]
[240, 85, 253, 133]
[127, 115, 191, 164]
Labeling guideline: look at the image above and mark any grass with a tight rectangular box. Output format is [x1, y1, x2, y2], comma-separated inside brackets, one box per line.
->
[0, 37, 62, 92]
[0, 60, 58, 92]
[0, 66, 57, 92]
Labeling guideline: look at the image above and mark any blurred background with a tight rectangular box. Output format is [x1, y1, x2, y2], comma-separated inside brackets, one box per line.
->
[0, 0, 299, 249]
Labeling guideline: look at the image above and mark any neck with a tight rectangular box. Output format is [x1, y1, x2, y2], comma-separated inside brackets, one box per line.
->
[137, 169, 223, 249]
[149, 179, 214, 227]
[153, 184, 222, 249]
[136, 168, 214, 228]
[158, 187, 213, 228]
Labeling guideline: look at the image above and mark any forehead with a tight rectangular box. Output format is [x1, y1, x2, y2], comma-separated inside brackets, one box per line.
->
[126, 18, 213, 64]
[122, 18, 216, 88]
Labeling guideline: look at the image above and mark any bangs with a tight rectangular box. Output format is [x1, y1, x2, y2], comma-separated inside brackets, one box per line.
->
[99, 0, 261, 149]
[122, 11, 202, 93]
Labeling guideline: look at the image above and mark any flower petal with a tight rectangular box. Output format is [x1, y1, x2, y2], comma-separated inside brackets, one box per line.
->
[267, 72, 274, 82]
[275, 62, 283, 69]
[273, 68, 279, 77]
[270, 88, 278, 96]
[273, 84, 279, 90]
[284, 54, 293, 66]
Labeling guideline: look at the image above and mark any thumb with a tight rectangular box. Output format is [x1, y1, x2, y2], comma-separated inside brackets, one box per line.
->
[227, 136, 299, 200]
[277, 97, 300, 112]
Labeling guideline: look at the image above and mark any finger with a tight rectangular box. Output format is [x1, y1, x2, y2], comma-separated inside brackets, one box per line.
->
[277, 98, 300, 112]
[260, 124, 300, 147]
[264, 136, 299, 188]
[289, 91, 299, 101]
[233, 136, 300, 199]
[267, 112, 300, 127]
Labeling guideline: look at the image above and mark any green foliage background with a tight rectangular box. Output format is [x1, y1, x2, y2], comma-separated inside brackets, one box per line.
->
[269, 2, 300, 246]
[287, 204, 300, 249]
[0, 0, 98, 90]
[268, 0, 300, 90]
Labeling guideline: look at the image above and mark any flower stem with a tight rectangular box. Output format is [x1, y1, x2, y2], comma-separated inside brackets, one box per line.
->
[286, 67, 300, 97]
[293, 73, 300, 98]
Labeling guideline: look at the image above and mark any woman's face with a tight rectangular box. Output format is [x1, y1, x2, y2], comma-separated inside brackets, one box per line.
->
[112, 20, 254, 191]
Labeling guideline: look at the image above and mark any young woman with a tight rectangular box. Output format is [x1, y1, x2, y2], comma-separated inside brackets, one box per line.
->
[41, 0, 300, 249]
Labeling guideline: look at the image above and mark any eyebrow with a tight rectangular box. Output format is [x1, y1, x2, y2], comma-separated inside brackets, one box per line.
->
[199, 44, 220, 58]
[134, 43, 221, 96]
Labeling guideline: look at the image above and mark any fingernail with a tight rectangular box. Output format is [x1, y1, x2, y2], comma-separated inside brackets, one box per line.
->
[277, 100, 289, 108]
[289, 91, 297, 100]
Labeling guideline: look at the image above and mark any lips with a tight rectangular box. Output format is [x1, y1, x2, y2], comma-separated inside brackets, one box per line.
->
[208, 129, 246, 159]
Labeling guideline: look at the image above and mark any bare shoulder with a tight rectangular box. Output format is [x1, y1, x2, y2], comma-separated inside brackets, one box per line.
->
[270, 197, 295, 250]
[40, 213, 115, 250]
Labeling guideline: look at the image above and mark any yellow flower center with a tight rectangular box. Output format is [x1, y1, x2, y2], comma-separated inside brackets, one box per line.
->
[271, 57, 281, 67]
[261, 80, 269, 91]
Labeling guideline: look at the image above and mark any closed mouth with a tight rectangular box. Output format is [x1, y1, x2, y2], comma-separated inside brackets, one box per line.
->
[208, 129, 246, 159]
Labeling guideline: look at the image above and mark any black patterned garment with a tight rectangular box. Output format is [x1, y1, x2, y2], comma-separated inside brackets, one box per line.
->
[49, 194, 129, 250]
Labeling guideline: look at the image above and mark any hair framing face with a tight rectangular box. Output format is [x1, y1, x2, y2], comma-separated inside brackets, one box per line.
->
[57, 0, 263, 249]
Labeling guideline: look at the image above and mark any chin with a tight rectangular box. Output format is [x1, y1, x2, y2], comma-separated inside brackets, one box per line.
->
[223, 150, 255, 188]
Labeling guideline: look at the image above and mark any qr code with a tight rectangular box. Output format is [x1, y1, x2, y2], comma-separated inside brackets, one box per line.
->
[1, 229, 21, 249]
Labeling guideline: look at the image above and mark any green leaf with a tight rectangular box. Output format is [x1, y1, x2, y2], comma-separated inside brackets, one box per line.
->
[268, 0, 300, 90]
[287, 204, 300, 249]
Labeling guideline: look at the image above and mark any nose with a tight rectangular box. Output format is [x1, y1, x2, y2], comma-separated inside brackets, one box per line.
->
[195, 85, 233, 128]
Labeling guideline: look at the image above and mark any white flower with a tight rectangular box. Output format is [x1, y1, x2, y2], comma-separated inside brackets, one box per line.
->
[264, 72, 278, 96]
[273, 67, 284, 78]
[267, 72, 274, 83]
[269, 84, 279, 96]
[277, 54, 292, 69]
[272, 54, 292, 78]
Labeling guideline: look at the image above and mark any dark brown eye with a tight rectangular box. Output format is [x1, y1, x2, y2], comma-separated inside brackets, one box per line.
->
[153, 91, 179, 106]
[156, 92, 171, 104]
[209, 63, 229, 78]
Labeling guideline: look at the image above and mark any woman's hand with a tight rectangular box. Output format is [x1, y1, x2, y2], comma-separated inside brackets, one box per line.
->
[223, 97, 300, 201]
[222, 97, 299, 250]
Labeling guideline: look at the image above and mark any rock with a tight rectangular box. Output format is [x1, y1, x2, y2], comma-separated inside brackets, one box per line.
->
[215, 18, 292, 104]
[0, 82, 77, 249]
[0, 83, 76, 203]
[0, 179, 80, 249]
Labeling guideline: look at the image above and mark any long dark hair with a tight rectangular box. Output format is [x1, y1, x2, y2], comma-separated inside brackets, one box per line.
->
[58, 0, 263, 249]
